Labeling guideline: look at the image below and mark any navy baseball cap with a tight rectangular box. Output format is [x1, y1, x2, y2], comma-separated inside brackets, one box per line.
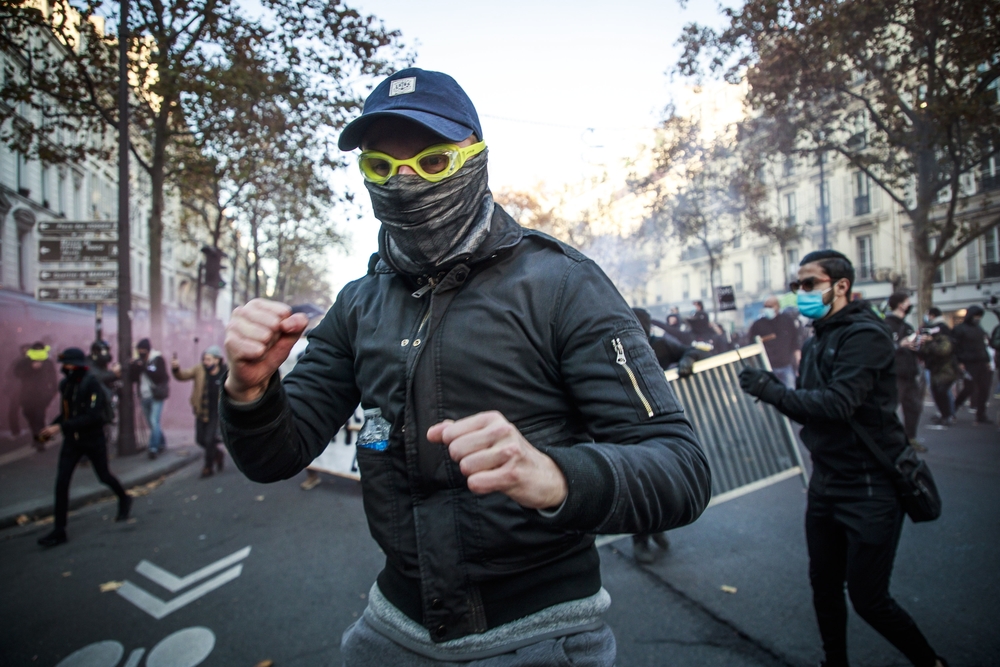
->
[338, 68, 483, 151]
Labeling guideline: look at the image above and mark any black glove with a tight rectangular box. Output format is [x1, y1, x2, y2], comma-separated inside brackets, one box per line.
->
[738, 368, 785, 404]
[677, 353, 696, 379]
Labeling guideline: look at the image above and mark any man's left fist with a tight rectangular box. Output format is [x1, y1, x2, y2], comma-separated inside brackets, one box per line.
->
[738, 368, 785, 404]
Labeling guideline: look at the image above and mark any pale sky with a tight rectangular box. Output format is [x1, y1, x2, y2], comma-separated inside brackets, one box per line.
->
[325, 0, 730, 295]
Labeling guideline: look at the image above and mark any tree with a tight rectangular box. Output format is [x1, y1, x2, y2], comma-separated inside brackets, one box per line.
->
[676, 0, 1000, 314]
[630, 110, 753, 320]
[494, 187, 595, 249]
[2, 0, 406, 340]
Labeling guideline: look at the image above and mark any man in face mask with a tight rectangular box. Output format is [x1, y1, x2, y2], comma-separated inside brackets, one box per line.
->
[219, 68, 710, 666]
[737, 250, 946, 667]
[748, 296, 800, 389]
[172, 346, 227, 478]
[36, 348, 131, 547]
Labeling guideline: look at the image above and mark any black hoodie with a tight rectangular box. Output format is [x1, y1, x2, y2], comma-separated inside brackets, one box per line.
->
[763, 301, 906, 496]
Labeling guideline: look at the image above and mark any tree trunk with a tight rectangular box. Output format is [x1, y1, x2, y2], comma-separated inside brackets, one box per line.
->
[147, 114, 168, 346]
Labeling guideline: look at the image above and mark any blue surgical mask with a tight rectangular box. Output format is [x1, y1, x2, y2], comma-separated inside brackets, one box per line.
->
[797, 288, 832, 319]
[762, 307, 777, 319]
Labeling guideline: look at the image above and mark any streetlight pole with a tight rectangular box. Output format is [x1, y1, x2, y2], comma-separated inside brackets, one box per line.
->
[116, 0, 136, 456]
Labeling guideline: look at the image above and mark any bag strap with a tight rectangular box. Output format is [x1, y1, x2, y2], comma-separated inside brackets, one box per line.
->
[846, 416, 903, 481]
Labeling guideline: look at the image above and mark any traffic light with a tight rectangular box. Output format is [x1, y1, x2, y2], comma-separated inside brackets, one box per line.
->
[201, 245, 227, 289]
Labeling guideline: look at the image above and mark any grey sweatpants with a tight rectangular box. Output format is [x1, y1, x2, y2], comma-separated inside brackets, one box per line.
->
[341, 615, 616, 666]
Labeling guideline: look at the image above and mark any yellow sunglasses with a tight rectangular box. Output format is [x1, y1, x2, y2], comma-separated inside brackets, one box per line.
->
[358, 141, 486, 184]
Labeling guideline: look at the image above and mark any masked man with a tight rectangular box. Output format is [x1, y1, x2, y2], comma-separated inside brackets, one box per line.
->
[738, 250, 945, 667]
[124, 338, 169, 458]
[172, 346, 227, 477]
[14, 342, 58, 449]
[748, 296, 801, 389]
[36, 348, 131, 547]
[220, 68, 710, 666]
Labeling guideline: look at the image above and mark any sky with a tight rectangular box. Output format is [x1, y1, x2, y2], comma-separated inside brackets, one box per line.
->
[325, 0, 731, 295]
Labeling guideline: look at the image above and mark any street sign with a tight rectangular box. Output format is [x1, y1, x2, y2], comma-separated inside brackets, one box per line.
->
[38, 268, 118, 282]
[38, 239, 118, 262]
[37, 286, 117, 302]
[715, 285, 736, 312]
[37, 220, 117, 236]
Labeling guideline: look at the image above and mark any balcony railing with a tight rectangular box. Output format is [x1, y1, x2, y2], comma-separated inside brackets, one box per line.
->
[854, 195, 871, 216]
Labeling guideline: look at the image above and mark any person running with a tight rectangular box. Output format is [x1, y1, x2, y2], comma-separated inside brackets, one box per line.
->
[36, 348, 131, 547]
[171, 346, 227, 477]
[220, 68, 711, 666]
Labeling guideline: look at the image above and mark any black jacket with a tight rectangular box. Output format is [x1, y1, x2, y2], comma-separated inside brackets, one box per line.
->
[53, 371, 107, 444]
[748, 312, 800, 368]
[14, 357, 58, 407]
[649, 333, 697, 370]
[883, 314, 920, 380]
[128, 355, 170, 399]
[221, 207, 710, 642]
[952, 320, 990, 365]
[759, 301, 906, 496]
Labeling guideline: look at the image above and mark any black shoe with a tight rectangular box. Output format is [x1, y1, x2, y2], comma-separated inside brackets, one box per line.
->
[651, 532, 670, 550]
[38, 529, 67, 547]
[115, 495, 132, 522]
[633, 539, 655, 564]
[148, 449, 158, 460]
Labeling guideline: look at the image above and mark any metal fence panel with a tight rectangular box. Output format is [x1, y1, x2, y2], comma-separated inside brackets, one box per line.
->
[665, 343, 808, 506]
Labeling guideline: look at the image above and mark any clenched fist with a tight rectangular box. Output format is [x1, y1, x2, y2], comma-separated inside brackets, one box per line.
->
[224, 299, 309, 402]
[427, 411, 568, 511]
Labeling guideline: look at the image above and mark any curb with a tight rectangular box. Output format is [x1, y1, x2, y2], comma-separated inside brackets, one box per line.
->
[0, 449, 202, 531]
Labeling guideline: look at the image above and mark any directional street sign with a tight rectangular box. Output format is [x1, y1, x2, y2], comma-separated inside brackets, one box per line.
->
[38, 268, 118, 283]
[38, 220, 117, 236]
[117, 546, 251, 619]
[38, 239, 118, 262]
[37, 286, 117, 302]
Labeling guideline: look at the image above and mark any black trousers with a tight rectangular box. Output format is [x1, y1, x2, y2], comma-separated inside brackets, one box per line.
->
[929, 380, 953, 420]
[22, 402, 49, 437]
[54, 437, 128, 529]
[806, 492, 937, 667]
[895, 376, 923, 439]
[955, 361, 992, 419]
[195, 415, 220, 469]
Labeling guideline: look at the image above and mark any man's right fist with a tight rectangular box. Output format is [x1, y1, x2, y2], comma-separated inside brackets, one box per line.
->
[224, 299, 309, 402]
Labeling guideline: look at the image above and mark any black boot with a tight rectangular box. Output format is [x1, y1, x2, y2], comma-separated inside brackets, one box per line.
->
[38, 529, 67, 547]
[115, 495, 132, 522]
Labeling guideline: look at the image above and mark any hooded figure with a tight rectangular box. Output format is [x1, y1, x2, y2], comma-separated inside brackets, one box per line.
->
[14, 341, 58, 446]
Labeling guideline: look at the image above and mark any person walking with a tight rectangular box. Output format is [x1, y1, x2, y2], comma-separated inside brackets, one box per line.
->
[883, 292, 929, 447]
[748, 296, 801, 389]
[952, 305, 992, 424]
[6, 343, 30, 437]
[14, 342, 59, 450]
[124, 338, 169, 458]
[171, 346, 227, 477]
[920, 308, 959, 427]
[220, 68, 711, 666]
[36, 348, 131, 547]
[738, 250, 946, 667]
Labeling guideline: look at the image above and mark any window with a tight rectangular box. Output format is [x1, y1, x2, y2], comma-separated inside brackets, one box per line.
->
[985, 227, 999, 278]
[15, 151, 27, 195]
[41, 164, 50, 208]
[17, 226, 29, 292]
[784, 191, 797, 226]
[758, 255, 770, 291]
[734, 263, 744, 292]
[782, 156, 795, 177]
[854, 171, 871, 216]
[857, 235, 874, 281]
[57, 168, 65, 215]
[73, 171, 82, 219]
[966, 241, 980, 281]
[699, 270, 708, 298]
[982, 153, 999, 192]
[682, 274, 690, 300]
[787, 248, 799, 277]
[815, 181, 830, 225]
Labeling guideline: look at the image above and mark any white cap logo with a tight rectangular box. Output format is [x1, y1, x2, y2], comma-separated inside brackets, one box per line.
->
[389, 77, 416, 97]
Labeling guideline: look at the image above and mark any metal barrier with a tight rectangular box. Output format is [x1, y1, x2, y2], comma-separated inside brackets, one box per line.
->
[665, 343, 808, 506]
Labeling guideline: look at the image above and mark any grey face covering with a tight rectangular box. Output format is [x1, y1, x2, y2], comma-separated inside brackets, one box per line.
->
[366, 151, 494, 275]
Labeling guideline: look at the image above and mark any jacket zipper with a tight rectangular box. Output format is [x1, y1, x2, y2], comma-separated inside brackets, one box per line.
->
[613, 338, 654, 417]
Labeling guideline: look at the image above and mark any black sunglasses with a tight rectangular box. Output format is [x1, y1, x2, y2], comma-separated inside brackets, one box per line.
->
[788, 277, 831, 292]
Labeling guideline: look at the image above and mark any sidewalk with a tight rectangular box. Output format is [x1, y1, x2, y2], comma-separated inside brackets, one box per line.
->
[0, 427, 200, 530]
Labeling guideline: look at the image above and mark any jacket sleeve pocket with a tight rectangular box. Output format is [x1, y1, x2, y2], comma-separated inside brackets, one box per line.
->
[605, 324, 683, 419]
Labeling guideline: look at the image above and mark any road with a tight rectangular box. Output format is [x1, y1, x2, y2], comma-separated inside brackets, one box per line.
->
[1, 407, 997, 667]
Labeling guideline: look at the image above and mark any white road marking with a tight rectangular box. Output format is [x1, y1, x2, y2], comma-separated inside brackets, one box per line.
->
[146, 627, 215, 667]
[54, 640, 123, 667]
[135, 546, 251, 592]
[123, 648, 145, 667]
[117, 564, 243, 619]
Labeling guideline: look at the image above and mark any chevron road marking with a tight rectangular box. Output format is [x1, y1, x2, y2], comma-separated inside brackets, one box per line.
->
[116, 546, 251, 619]
[135, 546, 251, 593]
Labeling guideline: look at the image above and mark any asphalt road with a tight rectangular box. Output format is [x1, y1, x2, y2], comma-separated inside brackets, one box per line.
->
[1, 407, 997, 667]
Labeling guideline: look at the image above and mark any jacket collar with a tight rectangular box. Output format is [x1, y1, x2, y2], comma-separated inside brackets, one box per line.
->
[813, 299, 881, 335]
